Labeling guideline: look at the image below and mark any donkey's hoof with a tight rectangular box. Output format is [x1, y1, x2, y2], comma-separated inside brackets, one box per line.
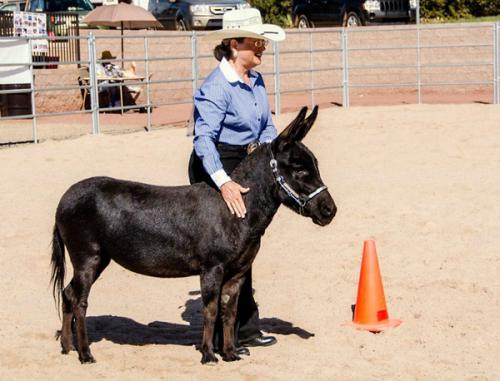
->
[222, 352, 242, 362]
[79, 354, 96, 364]
[200, 351, 218, 364]
[61, 340, 75, 354]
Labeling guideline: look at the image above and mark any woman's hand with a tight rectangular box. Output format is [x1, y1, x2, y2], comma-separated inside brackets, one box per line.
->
[220, 181, 250, 218]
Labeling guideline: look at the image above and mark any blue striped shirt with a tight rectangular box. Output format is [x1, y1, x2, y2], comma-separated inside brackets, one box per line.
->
[193, 58, 277, 188]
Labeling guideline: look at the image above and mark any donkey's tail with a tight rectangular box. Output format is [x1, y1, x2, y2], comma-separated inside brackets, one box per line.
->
[50, 223, 65, 314]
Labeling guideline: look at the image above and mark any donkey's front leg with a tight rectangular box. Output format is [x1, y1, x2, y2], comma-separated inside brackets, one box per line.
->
[199, 265, 224, 364]
[220, 276, 245, 362]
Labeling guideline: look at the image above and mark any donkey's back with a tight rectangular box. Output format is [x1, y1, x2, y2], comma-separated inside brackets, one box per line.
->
[55, 176, 230, 278]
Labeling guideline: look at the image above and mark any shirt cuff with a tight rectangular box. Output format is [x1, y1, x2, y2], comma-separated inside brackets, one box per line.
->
[210, 169, 232, 189]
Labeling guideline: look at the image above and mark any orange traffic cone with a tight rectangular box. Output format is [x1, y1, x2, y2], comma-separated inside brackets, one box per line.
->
[344, 240, 401, 332]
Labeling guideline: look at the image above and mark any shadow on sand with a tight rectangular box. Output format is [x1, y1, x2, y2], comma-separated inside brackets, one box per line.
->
[84, 294, 314, 347]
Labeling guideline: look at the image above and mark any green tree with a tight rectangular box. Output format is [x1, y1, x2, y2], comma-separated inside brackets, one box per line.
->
[465, 0, 500, 17]
[420, 0, 500, 19]
[248, 0, 500, 24]
[249, 0, 293, 27]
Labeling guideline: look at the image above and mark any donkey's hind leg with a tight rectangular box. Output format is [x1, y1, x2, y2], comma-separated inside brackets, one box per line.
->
[60, 283, 76, 354]
[68, 252, 110, 364]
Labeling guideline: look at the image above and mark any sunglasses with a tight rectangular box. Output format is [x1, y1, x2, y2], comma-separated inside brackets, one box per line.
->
[253, 40, 269, 48]
[237, 39, 269, 48]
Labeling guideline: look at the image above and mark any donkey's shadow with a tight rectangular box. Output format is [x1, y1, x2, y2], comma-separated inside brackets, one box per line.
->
[85, 294, 314, 347]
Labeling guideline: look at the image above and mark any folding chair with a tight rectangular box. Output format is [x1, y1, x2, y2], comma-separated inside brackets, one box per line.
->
[77, 66, 90, 110]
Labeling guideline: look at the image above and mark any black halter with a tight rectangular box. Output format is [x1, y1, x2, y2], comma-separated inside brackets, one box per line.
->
[269, 151, 328, 208]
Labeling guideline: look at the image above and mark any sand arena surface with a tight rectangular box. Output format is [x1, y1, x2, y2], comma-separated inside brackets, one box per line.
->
[0, 104, 499, 380]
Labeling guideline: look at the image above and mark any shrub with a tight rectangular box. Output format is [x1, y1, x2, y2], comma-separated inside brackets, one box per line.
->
[466, 0, 500, 17]
[249, 0, 293, 27]
[420, 0, 500, 19]
[248, 0, 499, 25]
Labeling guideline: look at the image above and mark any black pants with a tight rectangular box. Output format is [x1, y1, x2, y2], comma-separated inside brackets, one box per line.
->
[188, 146, 261, 345]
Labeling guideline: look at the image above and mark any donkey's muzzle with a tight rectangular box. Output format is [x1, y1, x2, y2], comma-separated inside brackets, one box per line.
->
[312, 193, 336, 226]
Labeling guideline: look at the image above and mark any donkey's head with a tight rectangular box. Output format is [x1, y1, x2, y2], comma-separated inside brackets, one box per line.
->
[270, 106, 336, 226]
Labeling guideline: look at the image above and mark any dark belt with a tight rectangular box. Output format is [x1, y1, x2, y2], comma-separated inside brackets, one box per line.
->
[217, 141, 260, 155]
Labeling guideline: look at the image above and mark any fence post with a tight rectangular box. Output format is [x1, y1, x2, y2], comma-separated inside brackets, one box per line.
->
[273, 40, 281, 116]
[498, 22, 500, 105]
[416, 23, 422, 104]
[416, 0, 420, 25]
[309, 31, 315, 107]
[28, 37, 38, 144]
[191, 31, 198, 99]
[144, 35, 152, 130]
[88, 33, 100, 134]
[75, 14, 81, 63]
[341, 28, 349, 108]
[494, 22, 499, 105]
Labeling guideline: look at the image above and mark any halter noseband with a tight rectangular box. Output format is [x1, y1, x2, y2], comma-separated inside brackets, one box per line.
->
[269, 152, 328, 208]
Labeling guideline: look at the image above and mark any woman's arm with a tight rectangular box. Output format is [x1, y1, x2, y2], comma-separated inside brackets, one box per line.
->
[193, 81, 231, 187]
[194, 83, 250, 218]
[193, 81, 249, 218]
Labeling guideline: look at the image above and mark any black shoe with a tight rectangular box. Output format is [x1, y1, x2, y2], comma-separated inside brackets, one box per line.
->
[240, 335, 277, 347]
[235, 346, 250, 356]
[214, 346, 250, 356]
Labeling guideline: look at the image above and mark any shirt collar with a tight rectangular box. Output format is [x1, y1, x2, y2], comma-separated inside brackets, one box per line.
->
[219, 57, 257, 85]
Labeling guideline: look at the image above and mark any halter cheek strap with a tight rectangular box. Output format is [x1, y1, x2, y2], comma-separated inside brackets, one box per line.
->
[269, 156, 328, 208]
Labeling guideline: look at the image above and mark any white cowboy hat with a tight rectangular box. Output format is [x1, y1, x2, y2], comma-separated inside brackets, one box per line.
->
[205, 8, 285, 42]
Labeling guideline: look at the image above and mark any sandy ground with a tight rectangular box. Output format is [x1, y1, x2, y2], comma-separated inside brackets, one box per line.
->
[0, 104, 499, 380]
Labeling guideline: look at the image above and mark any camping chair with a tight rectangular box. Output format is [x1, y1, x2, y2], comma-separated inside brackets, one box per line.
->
[77, 66, 90, 110]
[78, 66, 111, 111]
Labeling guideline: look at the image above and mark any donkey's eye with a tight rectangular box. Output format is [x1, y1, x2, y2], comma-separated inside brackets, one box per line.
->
[293, 169, 309, 178]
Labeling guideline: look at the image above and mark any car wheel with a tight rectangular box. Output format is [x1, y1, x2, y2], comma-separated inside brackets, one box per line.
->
[176, 18, 189, 31]
[297, 15, 310, 29]
[344, 12, 362, 27]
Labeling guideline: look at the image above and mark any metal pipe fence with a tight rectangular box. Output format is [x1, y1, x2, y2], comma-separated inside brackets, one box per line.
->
[495, 22, 500, 104]
[0, 22, 499, 144]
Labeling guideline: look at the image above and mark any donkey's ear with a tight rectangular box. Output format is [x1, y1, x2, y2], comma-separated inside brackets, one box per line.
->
[278, 106, 318, 143]
[294, 105, 318, 142]
[277, 106, 308, 142]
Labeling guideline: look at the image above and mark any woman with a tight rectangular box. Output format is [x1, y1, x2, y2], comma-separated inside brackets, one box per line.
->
[95, 50, 122, 108]
[188, 8, 285, 352]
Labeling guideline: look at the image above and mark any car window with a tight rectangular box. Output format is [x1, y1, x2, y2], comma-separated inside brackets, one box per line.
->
[1, 2, 25, 11]
[0, 4, 15, 10]
[29, 0, 93, 12]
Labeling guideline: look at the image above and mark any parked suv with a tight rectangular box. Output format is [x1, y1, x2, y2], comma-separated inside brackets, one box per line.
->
[0, 1, 26, 11]
[19, 0, 94, 34]
[149, 0, 251, 31]
[292, 0, 416, 28]
[25, 0, 93, 26]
